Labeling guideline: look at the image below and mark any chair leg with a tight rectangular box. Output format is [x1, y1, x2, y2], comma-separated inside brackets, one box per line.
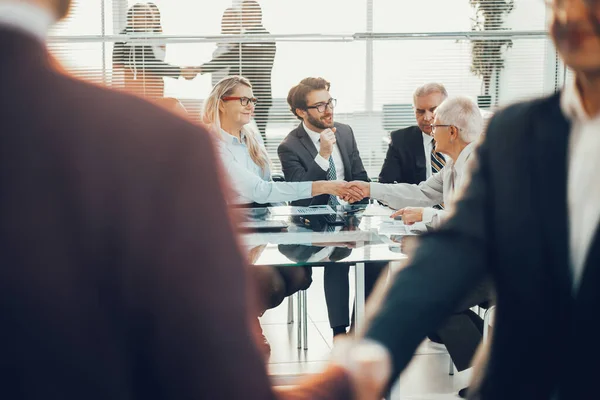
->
[287, 295, 294, 324]
[297, 292, 302, 349]
[302, 290, 308, 350]
[448, 357, 455, 375]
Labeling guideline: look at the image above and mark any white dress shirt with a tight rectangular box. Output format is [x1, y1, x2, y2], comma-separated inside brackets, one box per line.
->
[562, 81, 600, 292]
[0, 2, 54, 41]
[217, 128, 312, 205]
[370, 141, 478, 229]
[303, 122, 346, 204]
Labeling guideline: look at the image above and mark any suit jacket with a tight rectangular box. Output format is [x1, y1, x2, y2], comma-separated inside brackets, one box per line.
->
[112, 30, 181, 98]
[278, 122, 370, 207]
[201, 26, 276, 106]
[0, 28, 351, 400]
[378, 126, 427, 184]
[364, 92, 600, 399]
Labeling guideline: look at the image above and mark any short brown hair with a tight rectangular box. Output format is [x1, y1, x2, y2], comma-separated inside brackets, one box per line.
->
[287, 77, 331, 120]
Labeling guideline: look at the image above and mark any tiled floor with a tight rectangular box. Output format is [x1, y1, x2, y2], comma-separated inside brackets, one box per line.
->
[261, 269, 473, 399]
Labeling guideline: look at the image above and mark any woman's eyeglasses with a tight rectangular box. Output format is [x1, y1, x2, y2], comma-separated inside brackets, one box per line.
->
[221, 96, 258, 106]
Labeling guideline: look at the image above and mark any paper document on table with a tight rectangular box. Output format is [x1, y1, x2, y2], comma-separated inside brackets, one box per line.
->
[361, 203, 395, 217]
[267, 205, 335, 216]
[377, 221, 421, 235]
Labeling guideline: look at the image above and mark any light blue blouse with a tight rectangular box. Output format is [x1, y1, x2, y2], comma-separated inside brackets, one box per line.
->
[217, 128, 312, 205]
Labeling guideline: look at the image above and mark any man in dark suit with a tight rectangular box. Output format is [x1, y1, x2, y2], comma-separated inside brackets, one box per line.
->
[199, 0, 276, 142]
[0, 1, 383, 398]
[278, 77, 386, 337]
[378, 83, 448, 185]
[344, 1, 600, 399]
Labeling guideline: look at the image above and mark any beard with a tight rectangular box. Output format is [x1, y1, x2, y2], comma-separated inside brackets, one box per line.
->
[54, 0, 73, 20]
[306, 112, 334, 130]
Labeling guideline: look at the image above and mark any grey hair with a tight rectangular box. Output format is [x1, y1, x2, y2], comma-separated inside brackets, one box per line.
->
[413, 83, 448, 104]
[435, 96, 483, 143]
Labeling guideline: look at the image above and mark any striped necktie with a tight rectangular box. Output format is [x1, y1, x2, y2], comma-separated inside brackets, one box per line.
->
[327, 155, 340, 208]
[431, 139, 446, 174]
[431, 139, 446, 210]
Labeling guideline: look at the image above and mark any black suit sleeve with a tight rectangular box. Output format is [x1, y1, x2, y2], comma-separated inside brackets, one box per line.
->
[112, 43, 181, 78]
[201, 44, 240, 73]
[364, 119, 495, 384]
[278, 140, 328, 183]
[378, 133, 403, 184]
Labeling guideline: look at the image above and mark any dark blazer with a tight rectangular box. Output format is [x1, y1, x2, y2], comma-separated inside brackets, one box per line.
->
[364, 93, 600, 399]
[201, 26, 276, 106]
[378, 125, 427, 184]
[0, 28, 350, 400]
[278, 122, 370, 206]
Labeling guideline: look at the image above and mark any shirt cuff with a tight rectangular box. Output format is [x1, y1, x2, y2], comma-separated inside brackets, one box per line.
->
[314, 154, 330, 172]
[298, 181, 313, 198]
[370, 183, 385, 203]
[422, 207, 437, 225]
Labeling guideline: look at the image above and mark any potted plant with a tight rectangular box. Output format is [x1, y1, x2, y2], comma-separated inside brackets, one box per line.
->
[469, 0, 515, 108]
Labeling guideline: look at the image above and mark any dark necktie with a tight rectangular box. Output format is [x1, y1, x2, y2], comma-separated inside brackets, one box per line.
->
[327, 155, 340, 208]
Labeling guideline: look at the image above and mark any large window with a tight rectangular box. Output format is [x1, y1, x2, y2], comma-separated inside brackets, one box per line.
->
[49, 0, 560, 177]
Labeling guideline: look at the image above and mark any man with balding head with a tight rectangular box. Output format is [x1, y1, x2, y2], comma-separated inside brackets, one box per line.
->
[378, 83, 448, 185]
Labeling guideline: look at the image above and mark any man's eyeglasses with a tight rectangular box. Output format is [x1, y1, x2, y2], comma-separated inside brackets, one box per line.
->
[221, 96, 258, 106]
[430, 124, 459, 133]
[306, 98, 337, 113]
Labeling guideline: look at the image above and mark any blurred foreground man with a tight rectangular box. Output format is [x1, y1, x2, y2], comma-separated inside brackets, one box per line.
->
[350, 0, 600, 399]
[0, 1, 388, 399]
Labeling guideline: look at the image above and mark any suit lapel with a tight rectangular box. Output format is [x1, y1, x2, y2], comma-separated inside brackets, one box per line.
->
[576, 227, 600, 303]
[532, 94, 572, 296]
[333, 124, 353, 180]
[411, 126, 427, 181]
[296, 123, 319, 159]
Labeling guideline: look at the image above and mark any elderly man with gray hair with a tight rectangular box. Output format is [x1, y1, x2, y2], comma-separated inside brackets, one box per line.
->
[379, 82, 449, 186]
[350, 95, 483, 229]
[348, 96, 490, 398]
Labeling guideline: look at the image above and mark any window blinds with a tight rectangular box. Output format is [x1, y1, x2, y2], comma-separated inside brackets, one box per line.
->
[48, 0, 566, 178]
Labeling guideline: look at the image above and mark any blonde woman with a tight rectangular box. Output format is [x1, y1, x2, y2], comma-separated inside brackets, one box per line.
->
[202, 76, 359, 354]
[202, 75, 356, 206]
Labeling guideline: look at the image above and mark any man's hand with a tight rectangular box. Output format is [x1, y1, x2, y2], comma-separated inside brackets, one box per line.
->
[182, 66, 200, 80]
[344, 181, 370, 203]
[331, 338, 392, 400]
[323, 181, 364, 201]
[390, 207, 424, 225]
[319, 127, 337, 159]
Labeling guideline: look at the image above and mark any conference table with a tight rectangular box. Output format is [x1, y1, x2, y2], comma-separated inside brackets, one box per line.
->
[237, 202, 419, 350]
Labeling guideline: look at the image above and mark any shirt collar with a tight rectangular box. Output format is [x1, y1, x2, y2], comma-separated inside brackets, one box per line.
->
[560, 78, 594, 122]
[220, 128, 246, 145]
[303, 122, 323, 145]
[452, 141, 477, 172]
[0, 2, 55, 42]
[422, 130, 434, 146]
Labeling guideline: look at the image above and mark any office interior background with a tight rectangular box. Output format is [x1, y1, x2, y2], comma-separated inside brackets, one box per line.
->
[48, 0, 565, 177]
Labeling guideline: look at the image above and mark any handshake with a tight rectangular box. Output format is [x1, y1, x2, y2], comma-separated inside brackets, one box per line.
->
[181, 66, 203, 81]
[316, 180, 371, 203]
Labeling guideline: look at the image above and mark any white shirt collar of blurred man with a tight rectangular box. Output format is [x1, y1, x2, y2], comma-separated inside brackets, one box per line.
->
[0, 1, 54, 41]
[561, 78, 600, 122]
